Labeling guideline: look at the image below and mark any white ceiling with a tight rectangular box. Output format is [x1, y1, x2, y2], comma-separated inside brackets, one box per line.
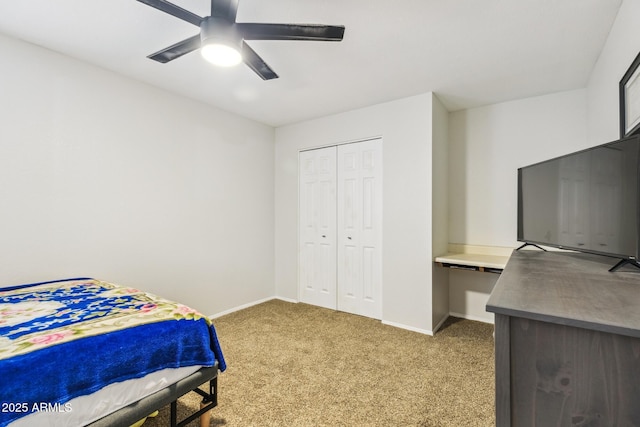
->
[0, 0, 623, 127]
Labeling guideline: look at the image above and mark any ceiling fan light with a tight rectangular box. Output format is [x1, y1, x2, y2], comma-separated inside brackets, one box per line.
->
[201, 43, 242, 67]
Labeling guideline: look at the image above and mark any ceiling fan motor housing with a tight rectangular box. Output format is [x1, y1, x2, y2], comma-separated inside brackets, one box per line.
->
[200, 16, 242, 50]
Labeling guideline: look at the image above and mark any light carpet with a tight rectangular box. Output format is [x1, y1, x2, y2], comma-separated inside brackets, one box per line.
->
[145, 299, 495, 426]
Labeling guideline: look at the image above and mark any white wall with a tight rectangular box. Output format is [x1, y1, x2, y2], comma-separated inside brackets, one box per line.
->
[446, 0, 638, 250]
[431, 95, 450, 328]
[446, 89, 587, 323]
[448, 269, 500, 323]
[0, 34, 275, 316]
[586, 0, 640, 144]
[275, 93, 441, 333]
[448, 89, 588, 248]
[444, 0, 640, 324]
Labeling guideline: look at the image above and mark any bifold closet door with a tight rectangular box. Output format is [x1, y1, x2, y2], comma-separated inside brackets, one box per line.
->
[337, 139, 382, 319]
[298, 139, 382, 319]
[298, 146, 337, 310]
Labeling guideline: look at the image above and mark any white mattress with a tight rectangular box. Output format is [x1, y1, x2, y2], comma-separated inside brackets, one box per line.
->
[9, 365, 202, 427]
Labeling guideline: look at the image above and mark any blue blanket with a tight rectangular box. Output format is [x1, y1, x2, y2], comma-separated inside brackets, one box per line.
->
[0, 278, 226, 426]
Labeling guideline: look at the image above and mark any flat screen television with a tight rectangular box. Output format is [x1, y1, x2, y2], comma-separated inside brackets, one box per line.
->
[517, 134, 640, 272]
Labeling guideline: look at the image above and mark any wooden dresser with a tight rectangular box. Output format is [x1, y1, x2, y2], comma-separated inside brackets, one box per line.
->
[486, 250, 640, 426]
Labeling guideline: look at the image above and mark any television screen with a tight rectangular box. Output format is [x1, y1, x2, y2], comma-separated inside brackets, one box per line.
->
[518, 135, 640, 263]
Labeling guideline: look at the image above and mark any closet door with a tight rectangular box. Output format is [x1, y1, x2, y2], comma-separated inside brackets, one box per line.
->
[298, 146, 337, 309]
[337, 139, 382, 319]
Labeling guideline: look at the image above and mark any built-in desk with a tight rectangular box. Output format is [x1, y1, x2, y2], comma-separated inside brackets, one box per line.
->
[435, 245, 511, 274]
[486, 250, 640, 426]
[435, 253, 509, 273]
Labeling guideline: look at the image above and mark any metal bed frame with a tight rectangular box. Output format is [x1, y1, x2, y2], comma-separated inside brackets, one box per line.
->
[88, 364, 219, 427]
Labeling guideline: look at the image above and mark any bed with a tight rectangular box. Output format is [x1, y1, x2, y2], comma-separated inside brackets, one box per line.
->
[0, 278, 226, 427]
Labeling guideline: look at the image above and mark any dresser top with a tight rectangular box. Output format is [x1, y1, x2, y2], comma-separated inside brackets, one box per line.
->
[486, 250, 640, 338]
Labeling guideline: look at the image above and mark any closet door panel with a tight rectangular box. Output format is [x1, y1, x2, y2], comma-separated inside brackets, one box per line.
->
[298, 147, 337, 309]
[337, 139, 382, 319]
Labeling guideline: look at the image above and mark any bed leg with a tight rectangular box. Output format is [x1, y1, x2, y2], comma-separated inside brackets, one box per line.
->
[210, 376, 218, 407]
[199, 399, 212, 427]
[199, 377, 217, 427]
[170, 401, 178, 427]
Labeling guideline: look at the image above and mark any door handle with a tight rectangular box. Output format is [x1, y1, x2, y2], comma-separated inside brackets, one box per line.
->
[347, 236, 352, 240]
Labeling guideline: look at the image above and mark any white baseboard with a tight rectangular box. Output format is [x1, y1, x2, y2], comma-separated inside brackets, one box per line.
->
[431, 314, 449, 334]
[274, 296, 298, 304]
[382, 320, 433, 336]
[449, 311, 495, 325]
[210, 296, 298, 319]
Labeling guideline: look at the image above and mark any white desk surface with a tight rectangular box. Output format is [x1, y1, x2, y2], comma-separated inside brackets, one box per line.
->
[435, 253, 510, 270]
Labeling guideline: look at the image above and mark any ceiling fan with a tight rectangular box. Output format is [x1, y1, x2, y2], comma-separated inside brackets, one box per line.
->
[137, 0, 345, 80]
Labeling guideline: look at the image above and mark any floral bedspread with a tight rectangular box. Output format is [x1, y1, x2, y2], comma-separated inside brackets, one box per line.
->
[0, 278, 226, 426]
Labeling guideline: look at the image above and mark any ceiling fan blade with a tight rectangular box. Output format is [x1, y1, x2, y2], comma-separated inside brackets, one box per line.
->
[237, 23, 345, 41]
[148, 35, 202, 63]
[242, 42, 278, 80]
[137, 0, 204, 27]
[211, 0, 239, 22]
